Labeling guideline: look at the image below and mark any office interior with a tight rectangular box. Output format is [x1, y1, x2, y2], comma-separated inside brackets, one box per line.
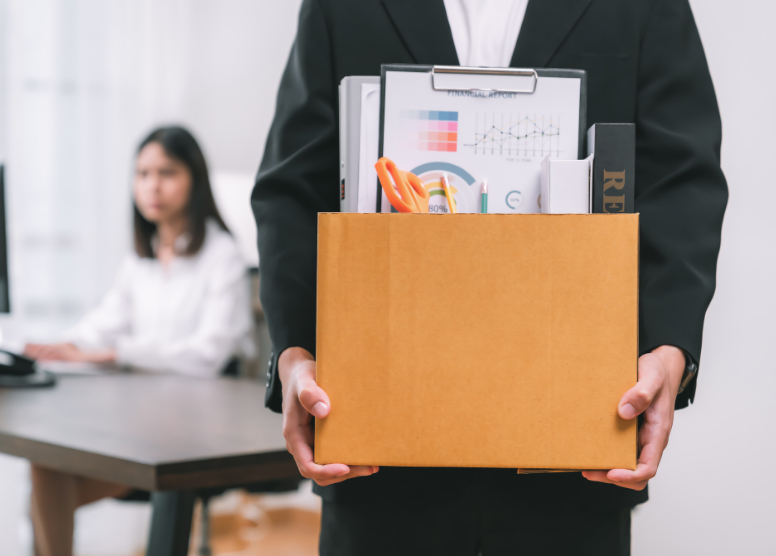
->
[0, 0, 773, 555]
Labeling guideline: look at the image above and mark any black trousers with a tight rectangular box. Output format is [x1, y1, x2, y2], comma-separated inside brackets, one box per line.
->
[319, 473, 631, 556]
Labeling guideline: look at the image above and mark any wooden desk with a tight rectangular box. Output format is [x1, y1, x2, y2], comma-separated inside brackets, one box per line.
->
[0, 374, 299, 556]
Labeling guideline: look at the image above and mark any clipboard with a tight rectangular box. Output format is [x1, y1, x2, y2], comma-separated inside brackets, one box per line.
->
[377, 64, 587, 214]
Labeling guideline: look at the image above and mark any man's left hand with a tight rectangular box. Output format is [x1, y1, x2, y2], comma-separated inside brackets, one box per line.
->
[583, 345, 686, 491]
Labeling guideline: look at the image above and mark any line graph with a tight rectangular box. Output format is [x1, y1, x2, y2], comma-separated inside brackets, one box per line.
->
[462, 113, 562, 157]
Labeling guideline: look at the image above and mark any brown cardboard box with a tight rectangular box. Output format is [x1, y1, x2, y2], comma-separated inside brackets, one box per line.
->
[315, 213, 638, 471]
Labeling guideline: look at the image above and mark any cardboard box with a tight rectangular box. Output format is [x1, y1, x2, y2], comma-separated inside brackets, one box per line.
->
[315, 213, 638, 471]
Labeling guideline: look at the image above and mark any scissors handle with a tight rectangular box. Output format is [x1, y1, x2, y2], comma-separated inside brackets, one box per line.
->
[375, 158, 429, 213]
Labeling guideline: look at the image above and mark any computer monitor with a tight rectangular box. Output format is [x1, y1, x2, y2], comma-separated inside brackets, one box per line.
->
[0, 164, 9, 313]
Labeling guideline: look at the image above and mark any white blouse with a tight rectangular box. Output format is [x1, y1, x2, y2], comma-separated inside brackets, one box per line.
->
[63, 220, 254, 378]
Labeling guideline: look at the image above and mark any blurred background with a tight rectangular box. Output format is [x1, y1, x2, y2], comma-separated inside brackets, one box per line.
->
[0, 0, 774, 554]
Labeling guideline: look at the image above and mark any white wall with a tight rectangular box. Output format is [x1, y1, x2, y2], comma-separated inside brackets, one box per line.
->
[632, 1, 776, 554]
[182, 0, 303, 175]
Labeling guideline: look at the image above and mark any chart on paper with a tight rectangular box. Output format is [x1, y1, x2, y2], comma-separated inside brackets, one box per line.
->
[399, 110, 459, 152]
[381, 70, 582, 214]
[463, 113, 562, 157]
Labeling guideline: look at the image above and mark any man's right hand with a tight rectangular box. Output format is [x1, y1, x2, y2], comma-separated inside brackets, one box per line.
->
[279, 347, 378, 486]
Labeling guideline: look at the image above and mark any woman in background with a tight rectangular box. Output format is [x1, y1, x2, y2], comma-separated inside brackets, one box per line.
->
[24, 126, 254, 556]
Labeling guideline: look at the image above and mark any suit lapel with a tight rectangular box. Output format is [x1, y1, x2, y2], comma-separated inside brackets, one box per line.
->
[380, 0, 591, 68]
[511, 0, 593, 67]
[380, 0, 459, 65]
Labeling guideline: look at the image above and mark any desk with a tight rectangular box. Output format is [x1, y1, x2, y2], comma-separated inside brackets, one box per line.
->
[0, 374, 299, 556]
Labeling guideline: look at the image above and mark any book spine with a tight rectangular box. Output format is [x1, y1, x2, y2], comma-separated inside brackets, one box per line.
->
[588, 124, 635, 213]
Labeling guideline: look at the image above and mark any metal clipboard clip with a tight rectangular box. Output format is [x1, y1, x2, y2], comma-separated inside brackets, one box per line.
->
[431, 66, 538, 94]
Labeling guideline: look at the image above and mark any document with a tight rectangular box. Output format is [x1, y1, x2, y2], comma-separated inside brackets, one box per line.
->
[381, 70, 582, 214]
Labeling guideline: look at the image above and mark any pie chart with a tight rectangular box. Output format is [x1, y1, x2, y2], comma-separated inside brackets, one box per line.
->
[408, 162, 479, 214]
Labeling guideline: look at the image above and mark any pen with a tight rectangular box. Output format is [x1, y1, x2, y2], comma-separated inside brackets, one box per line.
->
[441, 174, 457, 214]
[481, 179, 488, 214]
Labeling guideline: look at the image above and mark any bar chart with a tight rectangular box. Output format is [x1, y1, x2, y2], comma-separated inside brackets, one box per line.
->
[399, 110, 459, 152]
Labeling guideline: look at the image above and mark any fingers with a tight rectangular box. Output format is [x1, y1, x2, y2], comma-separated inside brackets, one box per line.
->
[323, 465, 379, 486]
[297, 377, 332, 419]
[28, 343, 79, 362]
[582, 424, 665, 491]
[586, 353, 677, 491]
[609, 433, 663, 482]
[280, 353, 379, 487]
[23, 344, 42, 358]
[582, 471, 649, 491]
[24, 344, 58, 360]
[582, 471, 608, 482]
[287, 430, 346, 478]
[34, 345, 59, 361]
[618, 361, 664, 420]
[285, 424, 377, 486]
[283, 374, 376, 487]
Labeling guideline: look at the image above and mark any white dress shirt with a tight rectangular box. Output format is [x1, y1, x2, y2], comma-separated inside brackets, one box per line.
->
[443, 0, 529, 67]
[63, 219, 254, 378]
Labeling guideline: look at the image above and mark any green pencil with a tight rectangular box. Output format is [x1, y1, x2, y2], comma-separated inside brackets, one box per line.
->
[481, 180, 488, 214]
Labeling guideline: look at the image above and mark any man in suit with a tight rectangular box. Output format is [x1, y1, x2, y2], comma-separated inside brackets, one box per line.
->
[252, 0, 728, 553]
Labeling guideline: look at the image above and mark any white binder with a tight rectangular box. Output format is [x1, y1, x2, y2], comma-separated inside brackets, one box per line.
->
[338, 76, 380, 213]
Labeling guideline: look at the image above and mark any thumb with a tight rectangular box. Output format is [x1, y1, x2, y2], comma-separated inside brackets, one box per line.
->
[618, 367, 663, 420]
[297, 377, 332, 419]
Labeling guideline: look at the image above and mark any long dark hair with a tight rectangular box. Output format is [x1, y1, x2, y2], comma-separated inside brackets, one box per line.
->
[133, 126, 228, 258]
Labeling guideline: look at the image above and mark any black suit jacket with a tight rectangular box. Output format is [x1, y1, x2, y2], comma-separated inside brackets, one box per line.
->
[253, 0, 727, 508]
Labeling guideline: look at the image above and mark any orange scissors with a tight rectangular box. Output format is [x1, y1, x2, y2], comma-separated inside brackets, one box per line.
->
[375, 157, 430, 213]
